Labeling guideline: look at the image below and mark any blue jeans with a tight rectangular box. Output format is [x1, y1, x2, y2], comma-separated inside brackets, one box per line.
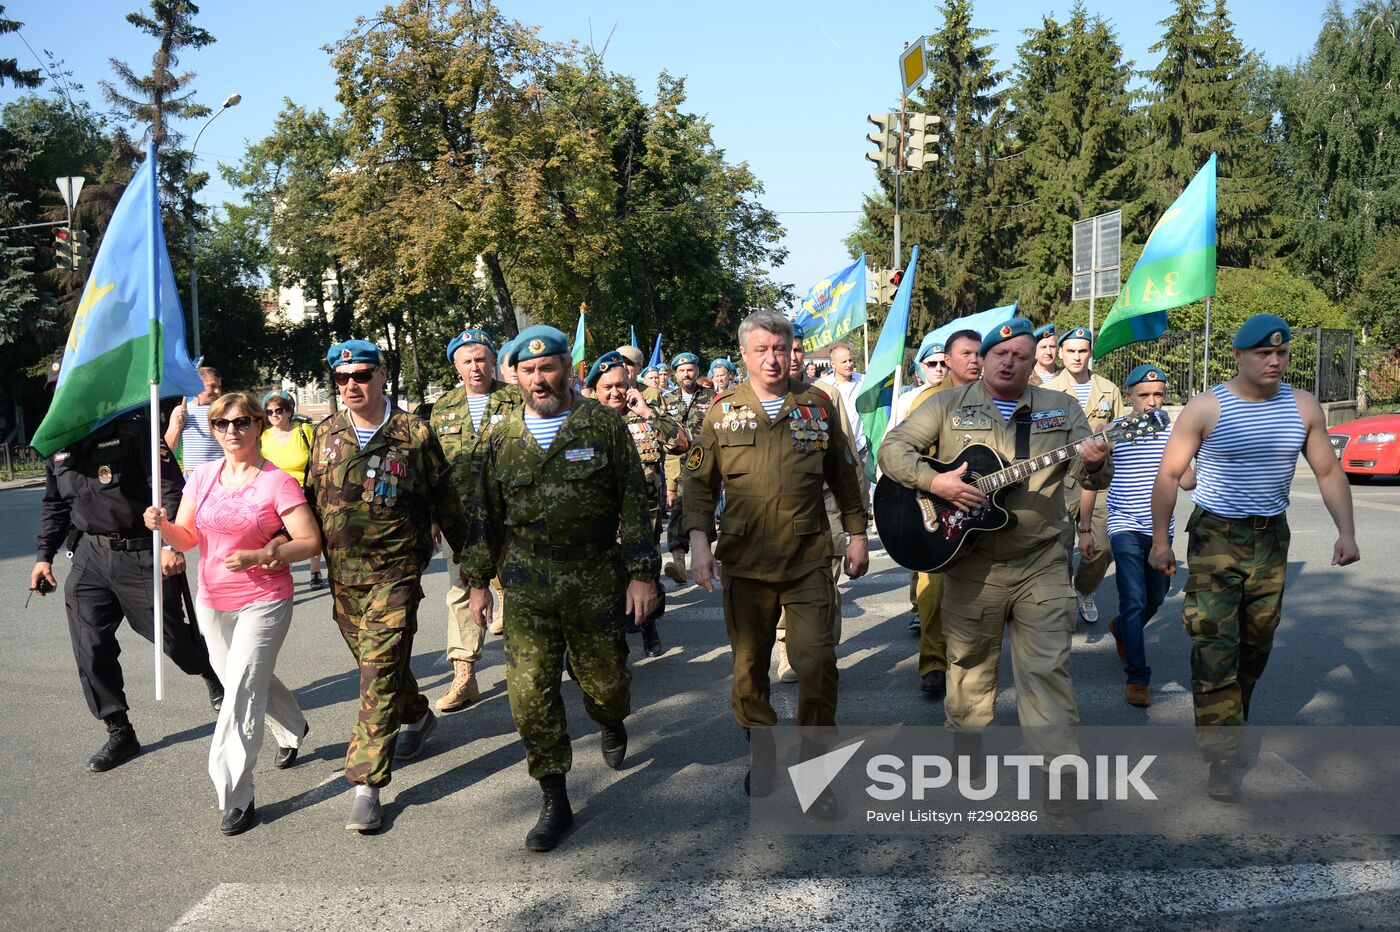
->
[1110, 531, 1171, 685]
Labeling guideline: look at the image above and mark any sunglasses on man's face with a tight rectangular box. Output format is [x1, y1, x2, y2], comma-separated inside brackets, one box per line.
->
[923, 360, 948, 369]
[211, 416, 257, 434]
[333, 368, 377, 386]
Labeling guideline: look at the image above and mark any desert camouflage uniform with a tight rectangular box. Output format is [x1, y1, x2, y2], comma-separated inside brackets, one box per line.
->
[432, 380, 507, 665]
[462, 393, 657, 778]
[305, 406, 468, 787]
[663, 384, 716, 557]
[1181, 507, 1289, 761]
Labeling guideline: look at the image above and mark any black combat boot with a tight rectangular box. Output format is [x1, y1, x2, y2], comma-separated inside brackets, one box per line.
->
[525, 774, 574, 852]
[88, 714, 141, 773]
[599, 721, 628, 770]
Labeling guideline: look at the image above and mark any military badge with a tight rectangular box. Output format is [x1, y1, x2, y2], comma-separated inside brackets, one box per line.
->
[529, 338, 546, 354]
[97, 465, 113, 485]
[340, 348, 352, 361]
[685, 447, 704, 470]
[999, 324, 1013, 338]
[563, 447, 595, 462]
[1269, 331, 1283, 346]
[1147, 370, 1159, 380]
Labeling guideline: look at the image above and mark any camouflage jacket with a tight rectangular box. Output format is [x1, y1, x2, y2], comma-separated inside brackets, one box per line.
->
[305, 405, 469, 586]
[624, 407, 683, 479]
[461, 392, 659, 588]
[431, 380, 506, 490]
[663, 384, 716, 490]
[487, 382, 523, 419]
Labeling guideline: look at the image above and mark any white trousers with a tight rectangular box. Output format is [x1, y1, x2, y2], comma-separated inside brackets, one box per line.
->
[196, 598, 306, 811]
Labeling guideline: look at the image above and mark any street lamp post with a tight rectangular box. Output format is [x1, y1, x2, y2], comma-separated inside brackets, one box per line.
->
[187, 92, 241, 361]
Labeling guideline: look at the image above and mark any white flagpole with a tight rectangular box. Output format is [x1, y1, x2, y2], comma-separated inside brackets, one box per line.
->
[150, 384, 164, 701]
[147, 142, 165, 701]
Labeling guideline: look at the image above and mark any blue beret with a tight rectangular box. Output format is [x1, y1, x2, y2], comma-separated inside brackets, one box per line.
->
[709, 357, 737, 374]
[671, 352, 700, 369]
[327, 339, 383, 369]
[1058, 326, 1093, 346]
[261, 389, 295, 411]
[497, 340, 516, 368]
[1233, 313, 1292, 350]
[790, 321, 806, 341]
[446, 328, 496, 364]
[915, 331, 946, 363]
[586, 351, 629, 388]
[1034, 323, 1057, 340]
[978, 317, 1036, 356]
[640, 365, 656, 378]
[512, 325, 570, 364]
[1125, 363, 1167, 387]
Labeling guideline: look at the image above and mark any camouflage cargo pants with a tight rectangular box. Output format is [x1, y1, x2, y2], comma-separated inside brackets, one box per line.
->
[501, 548, 631, 779]
[332, 577, 430, 787]
[1181, 507, 1289, 761]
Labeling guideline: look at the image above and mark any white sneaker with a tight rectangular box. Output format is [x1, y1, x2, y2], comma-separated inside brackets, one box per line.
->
[1075, 590, 1099, 623]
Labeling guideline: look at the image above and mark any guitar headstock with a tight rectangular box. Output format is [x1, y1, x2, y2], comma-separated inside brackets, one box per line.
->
[1103, 407, 1171, 444]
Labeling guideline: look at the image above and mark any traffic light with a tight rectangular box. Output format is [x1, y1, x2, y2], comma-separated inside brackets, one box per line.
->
[865, 113, 900, 170]
[54, 226, 74, 272]
[72, 230, 90, 273]
[868, 268, 903, 305]
[905, 113, 941, 171]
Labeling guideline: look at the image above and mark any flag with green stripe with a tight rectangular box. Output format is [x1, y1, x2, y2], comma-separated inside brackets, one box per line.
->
[32, 143, 204, 456]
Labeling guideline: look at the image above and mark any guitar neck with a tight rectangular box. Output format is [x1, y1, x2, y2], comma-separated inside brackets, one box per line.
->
[972, 439, 1085, 493]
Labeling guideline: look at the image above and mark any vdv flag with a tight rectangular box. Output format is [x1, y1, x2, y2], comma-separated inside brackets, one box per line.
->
[854, 245, 918, 482]
[921, 302, 1018, 355]
[32, 143, 204, 456]
[629, 325, 638, 349]
[648, 332, 663, 370]
[1095, 154, 1217, 359]
[571, 302, 588, 371]
[794, 254, 867, 353]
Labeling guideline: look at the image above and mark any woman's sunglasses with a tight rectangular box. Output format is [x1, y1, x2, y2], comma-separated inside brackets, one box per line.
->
[211, 416, 258, 433]
[333, 369, 377, 386]
[265, 407, 289, 415]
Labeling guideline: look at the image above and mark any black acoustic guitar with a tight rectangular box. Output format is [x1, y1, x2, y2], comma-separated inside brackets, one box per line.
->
[874, 408, 1171, 573]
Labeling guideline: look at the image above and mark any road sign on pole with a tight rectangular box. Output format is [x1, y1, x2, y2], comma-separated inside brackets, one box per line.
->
[55, 177, 85, 212]
[1072, 208, 1122, 330]
[899, 37, 928, 97]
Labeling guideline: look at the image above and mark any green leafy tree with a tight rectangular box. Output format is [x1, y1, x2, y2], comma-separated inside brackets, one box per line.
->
[1349, 230, 1400, 343]
[0, 5, 41, 90]
[1275, 0, 1400, 302]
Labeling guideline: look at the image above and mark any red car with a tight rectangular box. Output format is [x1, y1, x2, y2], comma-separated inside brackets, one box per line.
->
[1329, 413, 1400, 479]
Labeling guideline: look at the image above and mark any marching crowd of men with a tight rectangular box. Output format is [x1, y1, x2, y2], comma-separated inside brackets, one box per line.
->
[30, 306, 1360, 848]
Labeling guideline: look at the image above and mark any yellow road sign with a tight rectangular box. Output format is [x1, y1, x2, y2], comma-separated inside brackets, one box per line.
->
[900, 37, 928, 97]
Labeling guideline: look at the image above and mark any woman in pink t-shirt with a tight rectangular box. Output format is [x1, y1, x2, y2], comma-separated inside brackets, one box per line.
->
[145, 392, 322, 837]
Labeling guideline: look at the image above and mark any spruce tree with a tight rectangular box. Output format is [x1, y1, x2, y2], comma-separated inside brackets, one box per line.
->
[1004, 4, 1135, 321]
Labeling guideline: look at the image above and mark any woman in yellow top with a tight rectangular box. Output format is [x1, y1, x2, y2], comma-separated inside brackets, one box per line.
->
[259, 390, 324, 590]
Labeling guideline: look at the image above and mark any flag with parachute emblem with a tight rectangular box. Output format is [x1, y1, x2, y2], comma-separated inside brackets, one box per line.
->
[793, 254, 867, 353]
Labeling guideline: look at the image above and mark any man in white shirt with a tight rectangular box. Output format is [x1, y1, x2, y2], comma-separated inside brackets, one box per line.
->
[164, 366, 223, 475]
[821, 341, 866, 464]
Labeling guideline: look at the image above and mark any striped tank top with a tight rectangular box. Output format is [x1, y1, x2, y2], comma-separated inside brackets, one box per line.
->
[1192, 384, 1306, 519]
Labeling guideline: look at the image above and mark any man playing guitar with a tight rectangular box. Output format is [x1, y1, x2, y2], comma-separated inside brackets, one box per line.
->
[878, 317, 1110, 810]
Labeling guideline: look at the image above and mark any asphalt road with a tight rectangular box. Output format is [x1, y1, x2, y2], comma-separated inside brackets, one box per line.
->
[4, 471, 1400, 930]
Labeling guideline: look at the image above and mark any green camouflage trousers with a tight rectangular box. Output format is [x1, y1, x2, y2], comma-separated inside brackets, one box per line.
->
[1181, 507, 1289, 761]
[502, 547, 631, 779]
[332, 577, 429, 787]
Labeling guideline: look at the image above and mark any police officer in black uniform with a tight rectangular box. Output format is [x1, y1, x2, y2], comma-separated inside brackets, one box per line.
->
[31, 401, 223, 773]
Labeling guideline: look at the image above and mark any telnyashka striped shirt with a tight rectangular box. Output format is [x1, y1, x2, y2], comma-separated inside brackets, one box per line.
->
[759, 397, 785, 420]
[466, 393, 489, 430]
[1107, 424, 1173, 537]
[1070, 380, 1092, 410]
[353, 401, 392, 449]
[1192, 384, 1306, 519]
[179, 401, 223, 473]
[524, 412, 569, 450]
[992, 398, 1019, 421]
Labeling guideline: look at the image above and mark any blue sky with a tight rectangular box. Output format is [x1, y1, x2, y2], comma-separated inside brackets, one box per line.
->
[3, 0, 1332, 303]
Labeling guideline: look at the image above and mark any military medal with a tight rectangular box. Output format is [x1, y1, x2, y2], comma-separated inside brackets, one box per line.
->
[97, 465, 113, 484]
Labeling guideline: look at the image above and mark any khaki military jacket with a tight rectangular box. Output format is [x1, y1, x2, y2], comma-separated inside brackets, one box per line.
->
[682, 377, 867, 582]
[624, 407, 682, 477]
[1041, 370, 1125, 493]
[462, 392, 658, 588]
[662, 384, 715, 492]
[878, 380, 1112, 563]
[306, 406, 468, 587]
[431, 379, 506, 491]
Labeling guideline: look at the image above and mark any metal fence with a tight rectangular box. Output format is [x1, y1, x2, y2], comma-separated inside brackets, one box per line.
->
[2, 442, 45, 482]
[1093, 327, 1357, 404]
[1358, 347, 1400, 408]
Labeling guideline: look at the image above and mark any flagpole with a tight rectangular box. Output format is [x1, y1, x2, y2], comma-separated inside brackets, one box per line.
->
[147, 142, 165, 702]
[1203, 297, 1212, 394]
